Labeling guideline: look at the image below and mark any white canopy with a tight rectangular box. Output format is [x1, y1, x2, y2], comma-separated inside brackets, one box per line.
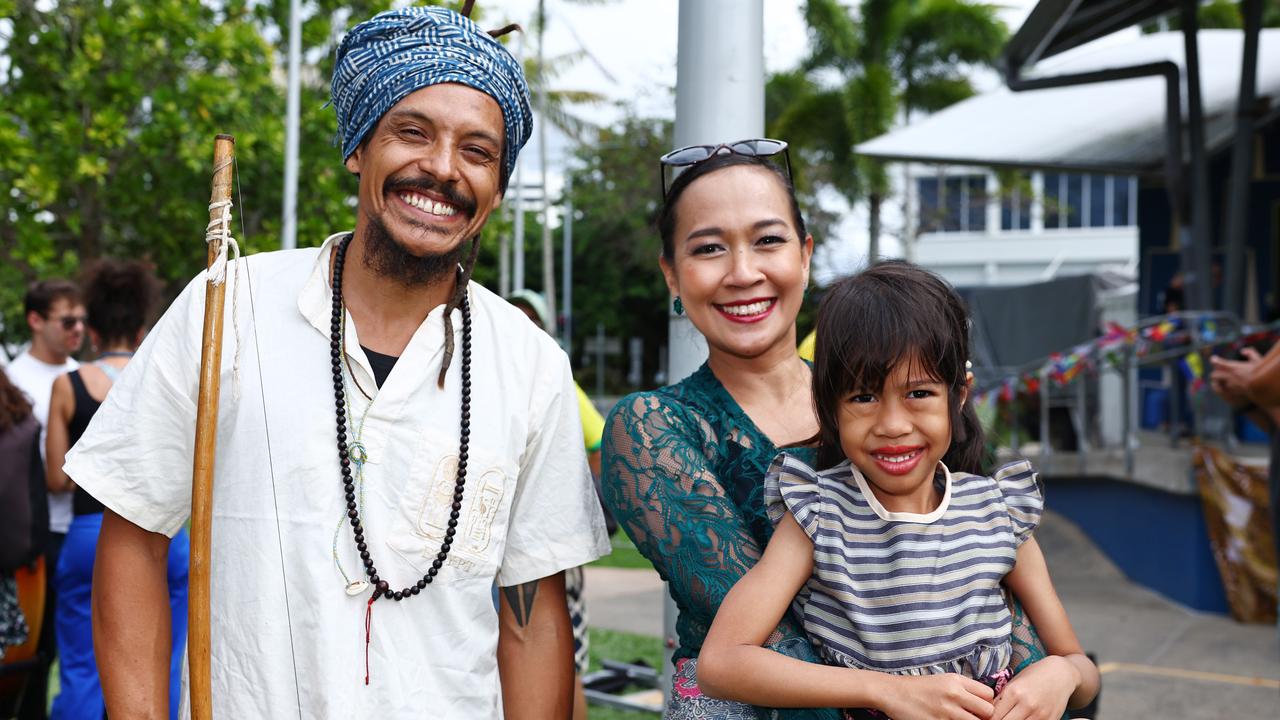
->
[855, 30, 1280, 175]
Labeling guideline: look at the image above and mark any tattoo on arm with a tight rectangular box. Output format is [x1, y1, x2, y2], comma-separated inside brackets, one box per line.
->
[502, 580, 540, 628]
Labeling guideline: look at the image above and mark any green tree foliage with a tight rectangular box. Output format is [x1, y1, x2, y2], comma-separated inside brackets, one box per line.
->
[563, 113, 671, 390]
[1140, 0, 1280, 32]
[0, 0, 415, 350]
[0, 0, 536, 351]
[770, 0, 1006, 264]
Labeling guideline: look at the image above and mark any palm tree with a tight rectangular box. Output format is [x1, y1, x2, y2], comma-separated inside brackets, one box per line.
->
[772, 0, 1006, 263]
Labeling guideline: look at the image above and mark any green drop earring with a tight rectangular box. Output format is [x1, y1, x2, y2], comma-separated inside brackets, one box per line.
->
[673, 297, 684, 315]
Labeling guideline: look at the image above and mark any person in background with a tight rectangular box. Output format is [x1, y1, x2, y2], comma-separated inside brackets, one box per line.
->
[6, 279, 83, 720]
[1210, 342, 1280, 607]
[506, 288, 610, 720]
[0, 367, 48, 659]
[45, 259, 187, 720]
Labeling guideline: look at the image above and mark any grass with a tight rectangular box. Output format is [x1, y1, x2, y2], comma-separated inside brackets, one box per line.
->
[585, 627, 666, 720]
[589, 533, 655, 571]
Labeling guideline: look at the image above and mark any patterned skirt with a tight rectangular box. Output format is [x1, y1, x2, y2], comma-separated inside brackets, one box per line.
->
[565, 565, 589, 675]
[0, 572, 28, 651]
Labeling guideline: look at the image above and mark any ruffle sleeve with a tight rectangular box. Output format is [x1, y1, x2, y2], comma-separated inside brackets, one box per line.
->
[992, 459, 1044, 545]
[764, 452, 824, 540]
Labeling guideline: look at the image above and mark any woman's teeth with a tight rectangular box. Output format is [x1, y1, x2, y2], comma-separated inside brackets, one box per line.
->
[400, 193, 457, 217]
[719, 300, 772, 316]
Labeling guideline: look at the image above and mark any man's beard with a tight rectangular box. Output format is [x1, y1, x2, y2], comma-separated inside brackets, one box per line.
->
[361, 175, 479, 287]
[361, 210, 472, 287]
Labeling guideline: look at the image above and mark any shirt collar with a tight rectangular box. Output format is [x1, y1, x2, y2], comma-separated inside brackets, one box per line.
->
[297, 232, 468, 337]
[850, 460, 953, 524]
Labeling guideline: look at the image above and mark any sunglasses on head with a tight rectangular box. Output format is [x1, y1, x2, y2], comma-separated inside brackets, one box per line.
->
[658, 138, 792, 197]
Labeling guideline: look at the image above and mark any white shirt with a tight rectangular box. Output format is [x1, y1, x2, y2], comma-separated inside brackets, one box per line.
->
[7, 349, 78, 533]
[65, 234, 610, 718]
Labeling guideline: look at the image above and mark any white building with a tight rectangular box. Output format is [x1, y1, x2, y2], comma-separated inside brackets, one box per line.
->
[905, 165, 1138, 287]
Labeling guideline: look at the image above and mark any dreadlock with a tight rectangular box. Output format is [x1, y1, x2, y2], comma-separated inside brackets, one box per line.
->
[459, 0, 521, 38]
[437, 235, 483, 388]
[437, 0, 514, 387]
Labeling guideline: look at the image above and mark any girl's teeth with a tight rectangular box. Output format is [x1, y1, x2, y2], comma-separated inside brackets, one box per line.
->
[877, 452, 917, 463]
[720, 300, 772, 316]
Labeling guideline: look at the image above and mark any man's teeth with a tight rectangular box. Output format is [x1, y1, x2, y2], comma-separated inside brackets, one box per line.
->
[719, 300, 772, 316]
[875, 451, 918, 463]
[399, 193, 458, 217]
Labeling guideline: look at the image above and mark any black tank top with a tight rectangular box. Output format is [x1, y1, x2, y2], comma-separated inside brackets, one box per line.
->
[67, 370, 106, 516]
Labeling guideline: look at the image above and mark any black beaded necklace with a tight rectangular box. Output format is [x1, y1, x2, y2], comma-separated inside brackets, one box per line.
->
[329, 234, 471, 666]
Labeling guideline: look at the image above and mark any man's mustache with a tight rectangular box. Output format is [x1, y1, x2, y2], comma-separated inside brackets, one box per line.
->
[383, 176, 478, 217]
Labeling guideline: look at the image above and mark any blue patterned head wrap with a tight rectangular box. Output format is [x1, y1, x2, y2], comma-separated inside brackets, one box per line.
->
[331, 5, 533, 182]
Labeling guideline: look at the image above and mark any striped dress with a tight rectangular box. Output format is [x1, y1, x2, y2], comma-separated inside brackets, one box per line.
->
[764, 454, 1043, 680]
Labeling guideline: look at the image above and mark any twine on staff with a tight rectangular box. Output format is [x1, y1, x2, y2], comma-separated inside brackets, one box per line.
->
[205, 183, 245, 399]
[205, 198, 241, 286]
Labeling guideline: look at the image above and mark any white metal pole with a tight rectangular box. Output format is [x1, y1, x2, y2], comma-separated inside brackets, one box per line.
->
[663, 0, 765, 700]
[562, 173, 573, 350]
[538, 0, 557, 329]
[499, 202, 511, 297]
[513, 33, 527, 292]
[513, 174, 525, 291]
[281, 0, 301, 250]
[669, 0, 765, 384]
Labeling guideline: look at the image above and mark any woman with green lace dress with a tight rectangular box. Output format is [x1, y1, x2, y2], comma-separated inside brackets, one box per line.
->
[602, 147, 1066, 719]
[603, 147, 830, 719]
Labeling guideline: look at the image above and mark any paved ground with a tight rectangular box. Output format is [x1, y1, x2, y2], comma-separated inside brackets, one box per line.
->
[585, 511, 1280, 718]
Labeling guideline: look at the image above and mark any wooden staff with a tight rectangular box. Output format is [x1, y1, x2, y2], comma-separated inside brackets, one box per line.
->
[190, 133, 235, 720]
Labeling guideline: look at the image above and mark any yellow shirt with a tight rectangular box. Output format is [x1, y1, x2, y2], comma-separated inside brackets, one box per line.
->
[576, 383, 605, 452]
[798, 330, 816, 362]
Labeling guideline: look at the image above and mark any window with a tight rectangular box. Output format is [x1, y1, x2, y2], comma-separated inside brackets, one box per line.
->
[918, 177, 941, 233]
[1064, 174, 1083, 228]
[945, 177, 964, 232]
[1000, 172, 1032, 231]
[967, 176, 986, 232]
[1044, 172, 1061, 228]
[1113, 176, 1133, 227]
[1089, 175, 1108, 227]
[1043, 173, 1135, 229]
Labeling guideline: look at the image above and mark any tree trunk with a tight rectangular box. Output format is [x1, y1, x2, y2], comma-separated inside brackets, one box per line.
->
[867, 192, 882, 264]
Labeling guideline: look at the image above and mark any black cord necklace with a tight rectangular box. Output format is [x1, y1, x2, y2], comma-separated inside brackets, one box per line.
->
[329, 233, 471, 605]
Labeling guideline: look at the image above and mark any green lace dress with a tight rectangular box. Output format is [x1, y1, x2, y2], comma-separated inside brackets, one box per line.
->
[602, 363, 839, 719]
[602, 363, 1057, 719]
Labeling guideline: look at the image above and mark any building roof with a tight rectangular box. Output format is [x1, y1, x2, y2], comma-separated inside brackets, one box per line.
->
[855, 30, 1280, 176]
[1006, 0, 1181, 68]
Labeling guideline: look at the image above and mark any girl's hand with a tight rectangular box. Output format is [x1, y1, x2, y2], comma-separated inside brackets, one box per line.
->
[880, 673, 995, 720]
[990, 655, 1079, 720]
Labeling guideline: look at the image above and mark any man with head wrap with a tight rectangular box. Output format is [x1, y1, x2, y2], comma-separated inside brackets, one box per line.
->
[64, 6, 610, 718]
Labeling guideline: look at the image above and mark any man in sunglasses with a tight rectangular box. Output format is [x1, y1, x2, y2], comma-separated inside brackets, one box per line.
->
[6, 277, 83, 720]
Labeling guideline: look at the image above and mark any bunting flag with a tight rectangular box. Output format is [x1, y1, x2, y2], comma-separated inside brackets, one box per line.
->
[974, 315, 1280, 411]
[1181, 351, 1205, 393]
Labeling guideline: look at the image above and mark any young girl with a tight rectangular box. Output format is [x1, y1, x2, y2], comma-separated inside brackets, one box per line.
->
[698, 261, 1099, 720]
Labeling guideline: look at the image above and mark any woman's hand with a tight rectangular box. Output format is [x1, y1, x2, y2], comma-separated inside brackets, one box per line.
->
[880, 673, 995, 720]
[990, 655, 1079, 720]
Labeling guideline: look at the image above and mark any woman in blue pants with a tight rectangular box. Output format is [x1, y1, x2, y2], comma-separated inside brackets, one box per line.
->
[46, 259, 189, 720]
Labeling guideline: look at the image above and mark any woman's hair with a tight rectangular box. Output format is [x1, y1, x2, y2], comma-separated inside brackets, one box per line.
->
[81, 258, 160, 348]
[811, 260, 986, 474]
[0, 369, 33, 433]
[656, 153, 806, 261]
